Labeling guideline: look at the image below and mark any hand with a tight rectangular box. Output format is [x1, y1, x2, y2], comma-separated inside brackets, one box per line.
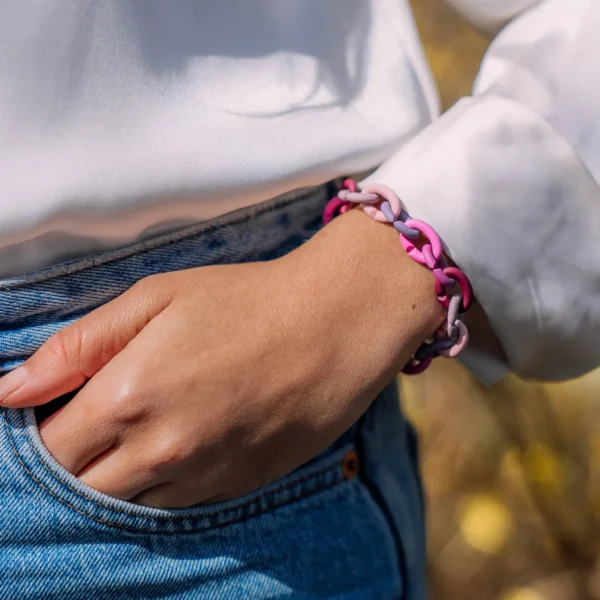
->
[0, 210, 444, 508]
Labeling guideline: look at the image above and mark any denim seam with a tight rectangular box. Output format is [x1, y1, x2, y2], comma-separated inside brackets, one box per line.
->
[3, 407, 350, 531]
[22, 415, 346, 520]
[5, 422, 348, 535]
[0, 185, 323, 291]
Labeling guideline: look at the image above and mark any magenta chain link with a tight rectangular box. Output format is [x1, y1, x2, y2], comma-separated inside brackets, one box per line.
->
[323, 179, 473, 375]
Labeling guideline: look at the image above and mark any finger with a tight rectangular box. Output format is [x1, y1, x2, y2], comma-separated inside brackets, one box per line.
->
[42, 337, 158, 488]
[0, 277, 172, 408]
[78, 446, 163, 501]
[68, 337, 169, 500]
[39, 393, 118, 475]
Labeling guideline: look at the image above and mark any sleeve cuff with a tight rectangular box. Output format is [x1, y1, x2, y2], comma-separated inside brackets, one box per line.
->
[361, 94, 600, 382]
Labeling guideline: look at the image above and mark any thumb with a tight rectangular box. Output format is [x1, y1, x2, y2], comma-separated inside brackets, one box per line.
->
[0, 277, 171, 408]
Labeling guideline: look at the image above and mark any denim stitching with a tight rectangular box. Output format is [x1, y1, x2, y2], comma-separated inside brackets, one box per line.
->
[3, 407, 348, 531]
[4, 416, 348, 534]
[22, 414, 344, 520]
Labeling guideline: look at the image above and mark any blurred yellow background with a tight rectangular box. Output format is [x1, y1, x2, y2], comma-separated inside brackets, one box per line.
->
[405, 1, 600, 598]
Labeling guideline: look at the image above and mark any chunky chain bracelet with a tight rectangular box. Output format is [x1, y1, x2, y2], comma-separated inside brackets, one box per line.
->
[323, 179, 473, 375]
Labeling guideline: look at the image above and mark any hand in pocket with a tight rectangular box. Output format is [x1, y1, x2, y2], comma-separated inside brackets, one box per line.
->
[0, 211, 443, 508]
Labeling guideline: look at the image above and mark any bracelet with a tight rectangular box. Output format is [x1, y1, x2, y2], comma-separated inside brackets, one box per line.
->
[323, 178, 473, 375]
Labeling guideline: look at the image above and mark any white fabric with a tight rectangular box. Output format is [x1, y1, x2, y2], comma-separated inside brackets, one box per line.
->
[1, 0, 599, 381]
[0, 0, 437, 273]
[366, 0, 600, 381]
[445, 0, 540, 33]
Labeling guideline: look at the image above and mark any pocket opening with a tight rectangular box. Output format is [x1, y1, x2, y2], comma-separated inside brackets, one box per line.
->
[3, 405, 356, 534]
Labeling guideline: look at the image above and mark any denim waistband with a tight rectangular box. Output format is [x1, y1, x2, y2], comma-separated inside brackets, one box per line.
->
[0, 181, 335, 374]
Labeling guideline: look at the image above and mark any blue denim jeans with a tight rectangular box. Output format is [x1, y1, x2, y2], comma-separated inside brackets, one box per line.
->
[0, 183, 427, 599]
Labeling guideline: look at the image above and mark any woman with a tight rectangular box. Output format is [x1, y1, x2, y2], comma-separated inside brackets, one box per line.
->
[0, 0, 598, 598]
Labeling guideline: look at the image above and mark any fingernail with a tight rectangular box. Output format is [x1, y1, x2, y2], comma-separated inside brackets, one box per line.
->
[0, 366, 29, 406]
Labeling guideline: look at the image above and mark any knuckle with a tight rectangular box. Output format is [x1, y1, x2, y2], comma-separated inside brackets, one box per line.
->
[107, 380, 146, 425]
[130, 274, 172, 309]
[131, 273, 166, 299]
[132, 274, 158, 293]
[48, 325, 84, 370]
[149, 437, 192, 472]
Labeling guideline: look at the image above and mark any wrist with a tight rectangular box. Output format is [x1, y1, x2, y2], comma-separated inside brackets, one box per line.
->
[282, 208, 446, 379]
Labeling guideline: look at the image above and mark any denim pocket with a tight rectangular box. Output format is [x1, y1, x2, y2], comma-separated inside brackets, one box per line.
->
[2, 405, 361, 534]
[1, 405, 406, 599]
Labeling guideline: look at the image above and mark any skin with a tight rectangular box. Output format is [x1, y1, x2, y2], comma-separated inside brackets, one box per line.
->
[0, 208, 472, 508]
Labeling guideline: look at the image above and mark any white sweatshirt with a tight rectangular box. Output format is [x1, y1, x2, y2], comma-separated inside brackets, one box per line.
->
[0, 0, 598, 382]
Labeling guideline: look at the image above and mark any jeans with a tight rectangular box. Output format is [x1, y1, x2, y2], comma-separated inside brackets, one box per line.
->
[0, 183, 427, 599]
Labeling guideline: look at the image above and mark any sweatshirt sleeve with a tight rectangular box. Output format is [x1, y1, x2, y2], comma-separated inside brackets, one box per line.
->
[362, 0, 600, 382]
